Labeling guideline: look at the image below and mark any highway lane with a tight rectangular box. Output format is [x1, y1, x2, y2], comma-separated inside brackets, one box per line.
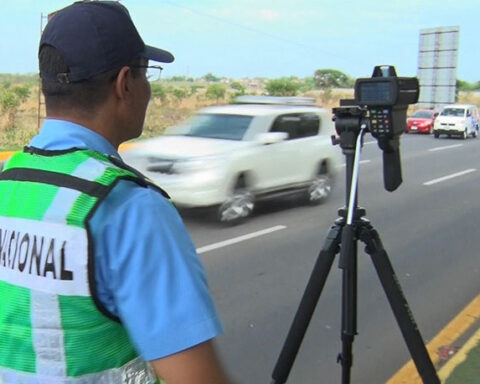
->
[175, 133, 480, 383]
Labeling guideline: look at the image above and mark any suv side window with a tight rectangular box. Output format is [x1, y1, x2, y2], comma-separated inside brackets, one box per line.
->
[270, 113, 320, 140]
[298, 113, 320, 138]
[271, 115, 300, 139]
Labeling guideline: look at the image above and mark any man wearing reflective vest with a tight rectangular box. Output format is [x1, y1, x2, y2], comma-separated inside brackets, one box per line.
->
[0, 2, 231, 383]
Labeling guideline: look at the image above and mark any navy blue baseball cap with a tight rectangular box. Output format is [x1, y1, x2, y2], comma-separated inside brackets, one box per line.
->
[39, 1, 174, 83]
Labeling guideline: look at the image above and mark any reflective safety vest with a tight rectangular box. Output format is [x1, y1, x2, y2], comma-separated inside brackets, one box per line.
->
[0, 148, 167, 384]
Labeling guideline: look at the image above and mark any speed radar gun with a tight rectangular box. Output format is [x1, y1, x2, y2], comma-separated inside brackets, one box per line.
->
[271, 66, 440, 384]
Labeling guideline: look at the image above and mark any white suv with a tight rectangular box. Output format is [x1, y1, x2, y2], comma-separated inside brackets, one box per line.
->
[433, 104, 480, 139]
[124, 96, 341, 224]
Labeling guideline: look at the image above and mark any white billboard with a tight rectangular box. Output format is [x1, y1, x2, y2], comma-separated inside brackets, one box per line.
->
[417, 26, 459, 109]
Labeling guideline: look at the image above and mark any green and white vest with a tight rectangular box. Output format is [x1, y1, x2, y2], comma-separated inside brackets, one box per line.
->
[0, 148, 166, 384]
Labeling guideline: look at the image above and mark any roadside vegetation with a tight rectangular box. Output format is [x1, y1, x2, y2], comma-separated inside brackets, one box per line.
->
[0, 70, 479, 150]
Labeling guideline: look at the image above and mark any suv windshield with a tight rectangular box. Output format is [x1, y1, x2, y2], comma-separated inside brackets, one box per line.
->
[185, 114, 253, 140]
[441, 108, 465, 117]
[411, 110, 434, 118]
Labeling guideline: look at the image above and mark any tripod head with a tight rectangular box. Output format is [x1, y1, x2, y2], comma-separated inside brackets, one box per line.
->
[332, 65, 419, 192]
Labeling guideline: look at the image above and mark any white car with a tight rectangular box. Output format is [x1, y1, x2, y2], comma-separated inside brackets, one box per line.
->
[433, 104, 480, 139]
[125, 96, 342, 225]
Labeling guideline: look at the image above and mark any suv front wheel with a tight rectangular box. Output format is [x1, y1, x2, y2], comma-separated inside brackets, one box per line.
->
[217, 176, 254, 225]
[306, 171, 332, 205]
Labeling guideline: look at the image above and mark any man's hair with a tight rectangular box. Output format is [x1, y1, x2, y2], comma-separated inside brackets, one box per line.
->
[39, 45, 143, 114]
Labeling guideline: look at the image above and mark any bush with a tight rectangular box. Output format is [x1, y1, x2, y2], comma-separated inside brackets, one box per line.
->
[265, 78, 300, 96]
[206, 83, 226, 102]
[0, 88, 21, 131]
[151, 83, 167, 103]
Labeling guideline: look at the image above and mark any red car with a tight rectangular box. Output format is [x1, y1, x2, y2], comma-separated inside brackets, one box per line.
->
[406, 109, 438, 134]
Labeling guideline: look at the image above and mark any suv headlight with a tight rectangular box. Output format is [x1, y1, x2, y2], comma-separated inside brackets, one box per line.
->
[172, 156, 224, 173]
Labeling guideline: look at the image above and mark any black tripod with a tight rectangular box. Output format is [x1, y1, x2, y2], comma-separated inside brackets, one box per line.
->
[271, 120, 440, 384]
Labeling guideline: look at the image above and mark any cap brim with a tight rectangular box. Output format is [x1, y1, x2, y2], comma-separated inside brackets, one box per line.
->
[144, 45, 174, 63]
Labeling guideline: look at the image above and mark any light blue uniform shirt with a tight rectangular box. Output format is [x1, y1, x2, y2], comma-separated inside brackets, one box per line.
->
[29, 119, 223, 361]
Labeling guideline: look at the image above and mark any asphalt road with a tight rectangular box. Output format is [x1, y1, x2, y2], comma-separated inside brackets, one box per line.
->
[173, 133, 480, 384]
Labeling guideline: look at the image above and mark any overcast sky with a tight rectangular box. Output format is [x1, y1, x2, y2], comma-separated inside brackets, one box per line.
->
[0, 0, 478, 81]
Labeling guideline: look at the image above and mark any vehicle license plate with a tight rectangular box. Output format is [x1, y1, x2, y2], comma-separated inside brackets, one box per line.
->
[412, 126, 417, 130]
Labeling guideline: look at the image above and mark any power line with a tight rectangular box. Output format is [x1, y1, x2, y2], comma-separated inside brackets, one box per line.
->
[162, 0, 355, 64]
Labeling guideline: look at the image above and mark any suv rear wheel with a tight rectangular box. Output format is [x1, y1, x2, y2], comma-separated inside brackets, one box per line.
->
[217, 176, 254, 225]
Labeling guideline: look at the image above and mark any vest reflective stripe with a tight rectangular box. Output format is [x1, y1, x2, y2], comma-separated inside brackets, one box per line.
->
[0, 357, 156, 384]
[29, 161, 91, 377]
[0, 149, 158, 383]
[43, 156, 109, 222]
[38, 181, 77, 376]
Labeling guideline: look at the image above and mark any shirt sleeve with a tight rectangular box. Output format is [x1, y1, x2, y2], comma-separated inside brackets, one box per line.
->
[89, 180, 223, 361]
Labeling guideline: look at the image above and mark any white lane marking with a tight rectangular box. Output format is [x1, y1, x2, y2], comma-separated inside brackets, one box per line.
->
[196, 225, 287, 254]
[364, 140, 377, 145]
[423, 169, 476, 186]
[339, 159, 371, 167]
[428, 144, 463, 152]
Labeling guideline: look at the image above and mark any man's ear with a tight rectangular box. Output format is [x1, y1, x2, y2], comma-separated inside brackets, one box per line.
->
[114, 66, 132, 102]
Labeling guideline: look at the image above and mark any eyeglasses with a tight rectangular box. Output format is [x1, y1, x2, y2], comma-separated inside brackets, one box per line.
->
[130, 65, 163, 81]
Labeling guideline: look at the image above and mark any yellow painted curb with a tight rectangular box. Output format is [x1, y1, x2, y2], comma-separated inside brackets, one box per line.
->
[0, 151, 15, 161]
[438, 323, 480, 381]
[118, 142, 138, 151]
[0, 142, 137, 162]
[387, 294, 480, 384]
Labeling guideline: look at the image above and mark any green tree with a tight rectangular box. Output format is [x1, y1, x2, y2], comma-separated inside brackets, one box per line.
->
[203, 73, 220, 82]
[189, 84, 203, 96]
[265, 78, 300, 96]
[314, 69, 354, 89]
[205, 83, 226, 102]
[320, 88, 333, 104]
[230, 81, 246, 96]
[298, 77, 316, 93]
[457, 79, 480, 92]
[170, 75, 187, 82]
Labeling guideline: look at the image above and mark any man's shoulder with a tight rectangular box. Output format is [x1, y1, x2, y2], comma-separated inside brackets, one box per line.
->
[108, 179, 170, 209]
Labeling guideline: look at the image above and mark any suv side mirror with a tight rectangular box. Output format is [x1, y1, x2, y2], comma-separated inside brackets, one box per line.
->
[256, 132, 288, 144]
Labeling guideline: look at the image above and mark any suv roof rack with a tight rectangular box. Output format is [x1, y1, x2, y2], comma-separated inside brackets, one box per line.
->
[233, 95, 317, 106]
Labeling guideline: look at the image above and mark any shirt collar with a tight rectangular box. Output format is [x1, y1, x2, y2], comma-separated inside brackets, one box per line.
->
[29, 119, 119, 157]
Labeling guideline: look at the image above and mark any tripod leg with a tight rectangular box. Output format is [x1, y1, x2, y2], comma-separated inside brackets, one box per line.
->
[271, 220, 343, 384]
[359, 221, 440, 384]
[338, 225, 358, 384]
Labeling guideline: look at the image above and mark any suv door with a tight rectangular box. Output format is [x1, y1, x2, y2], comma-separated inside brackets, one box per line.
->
[261, 112, 321, 189]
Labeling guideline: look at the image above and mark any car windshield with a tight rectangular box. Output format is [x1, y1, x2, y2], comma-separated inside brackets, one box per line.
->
[184, 113, 254, 140]
[441, 108, 465, 117]
[411, 110, 434, 118]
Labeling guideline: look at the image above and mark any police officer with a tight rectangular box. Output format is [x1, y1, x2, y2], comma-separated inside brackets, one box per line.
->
[0, 2, 230, 383]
